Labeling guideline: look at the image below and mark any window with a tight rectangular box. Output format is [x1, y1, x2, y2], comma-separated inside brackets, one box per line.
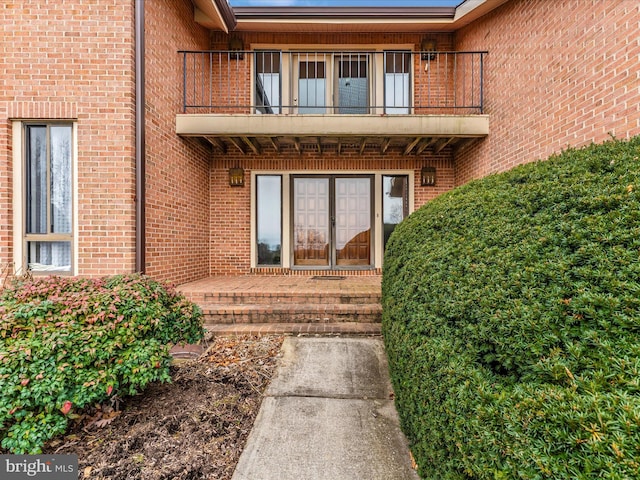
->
[24, 124, 73, 273]
[256, 175, 282, 265]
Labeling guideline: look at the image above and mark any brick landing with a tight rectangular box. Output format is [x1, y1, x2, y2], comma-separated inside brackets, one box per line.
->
[206, 322, 381, 335]
[177, 275, 382, 335]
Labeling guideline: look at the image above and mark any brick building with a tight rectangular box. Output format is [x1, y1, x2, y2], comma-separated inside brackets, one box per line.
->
[2, 0, 639, 285]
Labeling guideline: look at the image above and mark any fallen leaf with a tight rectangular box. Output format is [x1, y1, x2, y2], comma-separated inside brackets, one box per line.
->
[410, 450, 418, 470]
[94, 416, 118, 428]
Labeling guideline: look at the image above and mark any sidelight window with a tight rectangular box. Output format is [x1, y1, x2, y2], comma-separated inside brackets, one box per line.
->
[256, 175, 282, 266]
[382, 175, 409, 250]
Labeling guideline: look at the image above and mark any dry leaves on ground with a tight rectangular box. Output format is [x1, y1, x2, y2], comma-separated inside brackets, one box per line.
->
[44, 334, 285, 480]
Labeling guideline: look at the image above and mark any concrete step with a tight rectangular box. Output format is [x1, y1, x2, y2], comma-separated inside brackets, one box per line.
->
[205, 322, 382, 336]
[186, 291, 380, 306]
[200, 302, 382, 325]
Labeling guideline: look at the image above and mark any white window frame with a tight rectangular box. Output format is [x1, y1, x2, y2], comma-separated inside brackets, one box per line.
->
[12, 121, 78, 276]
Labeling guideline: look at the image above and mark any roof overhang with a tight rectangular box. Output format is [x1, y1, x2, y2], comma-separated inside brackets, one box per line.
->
[176, 114, 489, 156]
[192, 0, 237, 33]
[195, 0, 510, 33]
[452, 0, 510, 29]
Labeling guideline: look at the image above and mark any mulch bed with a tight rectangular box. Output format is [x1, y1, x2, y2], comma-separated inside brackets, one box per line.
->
[44, 335, 285, 480]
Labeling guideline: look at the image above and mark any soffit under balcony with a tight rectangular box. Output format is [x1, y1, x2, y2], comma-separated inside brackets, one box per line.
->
[176, 114, 489, 156]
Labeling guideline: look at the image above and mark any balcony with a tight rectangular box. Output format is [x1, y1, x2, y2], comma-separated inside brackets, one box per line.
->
[176, 50, 489, 155]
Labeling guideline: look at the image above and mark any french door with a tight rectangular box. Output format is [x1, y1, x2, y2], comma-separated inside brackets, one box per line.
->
[292, 53, 371, 114]
[292, 175, 373, 268]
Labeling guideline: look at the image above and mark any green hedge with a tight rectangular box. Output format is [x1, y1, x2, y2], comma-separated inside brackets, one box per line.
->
[382, 137, 640, 479]
[0, 273, 203, 454]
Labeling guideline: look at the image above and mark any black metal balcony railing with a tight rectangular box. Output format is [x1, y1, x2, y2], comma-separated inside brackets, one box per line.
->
[179, 50, 487, 115]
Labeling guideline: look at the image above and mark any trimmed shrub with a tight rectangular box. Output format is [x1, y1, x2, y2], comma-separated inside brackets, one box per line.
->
[382, 137, 640, 479]
[0, 273, 203, 454]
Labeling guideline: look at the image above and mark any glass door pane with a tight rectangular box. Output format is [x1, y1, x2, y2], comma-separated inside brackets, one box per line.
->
[385, 52, 411, 114]
[336, 55, 369, 114]
[298, 60, 326, 113]
[335, 177, 371, 266]
[293, 178, 330, 266]
[255, 51, 281, 114]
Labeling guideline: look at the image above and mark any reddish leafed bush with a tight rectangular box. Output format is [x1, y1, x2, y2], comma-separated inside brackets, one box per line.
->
[0, 274, 203, 453]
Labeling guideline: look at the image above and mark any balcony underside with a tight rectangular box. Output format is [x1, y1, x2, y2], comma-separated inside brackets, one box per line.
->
[176, 114, 489, 155]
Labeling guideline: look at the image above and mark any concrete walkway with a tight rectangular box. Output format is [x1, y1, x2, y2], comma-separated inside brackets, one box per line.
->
[232, 337, 420, 480]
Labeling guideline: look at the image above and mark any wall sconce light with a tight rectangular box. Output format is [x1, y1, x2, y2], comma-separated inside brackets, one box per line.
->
[229, 167, 245, 187]
[421, 38, 437, 61]
[421, 166, 436, 187]
[229, 37, 244, 60]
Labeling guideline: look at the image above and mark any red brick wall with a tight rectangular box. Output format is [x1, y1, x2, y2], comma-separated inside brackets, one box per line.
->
[454, 0, 640, 184]
[144, 0, 212, 284]
[1, 1, 137, 276]
[209, 147, 453, 275]
[14, 2, 634, 280]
